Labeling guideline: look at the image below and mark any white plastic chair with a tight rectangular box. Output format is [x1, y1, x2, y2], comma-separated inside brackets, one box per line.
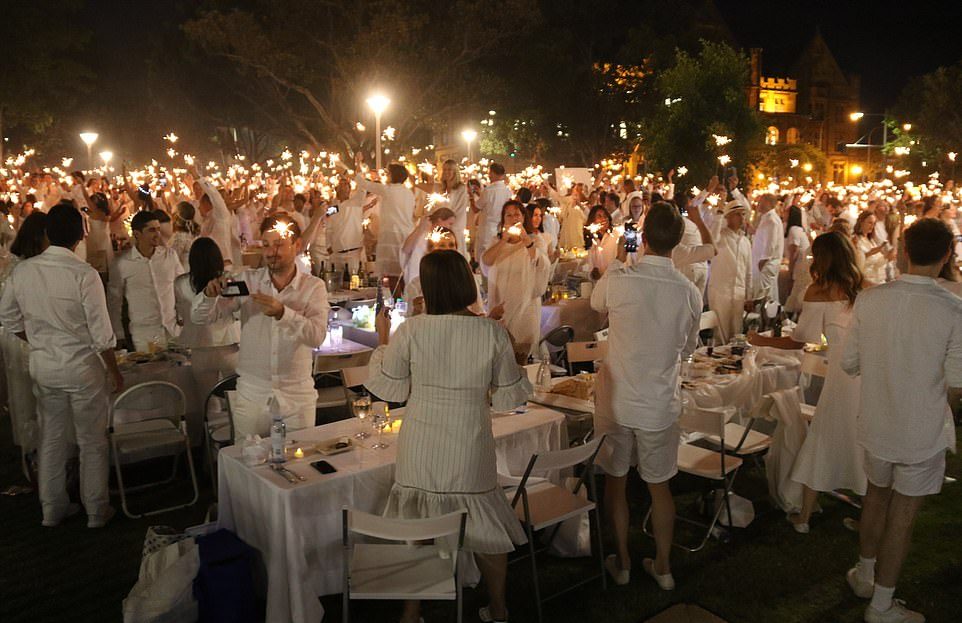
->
[109, 381, 199, 519]
[644, 407, 743, 552]
[341, 507, 467, 623]
[564, 340, 608, 375]
[504, 436, 606, 623]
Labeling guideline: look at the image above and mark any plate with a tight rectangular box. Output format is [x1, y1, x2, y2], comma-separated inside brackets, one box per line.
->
[315, 437, 354, 456]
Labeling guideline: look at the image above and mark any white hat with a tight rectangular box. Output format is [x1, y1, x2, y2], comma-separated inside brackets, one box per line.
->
[723, 199, 747, 215]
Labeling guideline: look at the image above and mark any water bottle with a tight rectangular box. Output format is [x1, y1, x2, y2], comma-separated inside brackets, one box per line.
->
[269, 397, 287, 464]
[537, 355, 552, 392]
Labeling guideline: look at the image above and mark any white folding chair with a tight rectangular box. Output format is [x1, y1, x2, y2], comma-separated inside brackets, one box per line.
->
[109, 381, 199, 519]
[798, 351, 829, 422]
[340, 365, 370, 405]
[702, 403, 772, 463]
[593, 328, 609, 342]
[565, 340, 608, 375]
[341, 508, 467, 623]
[504, 436, 606, 623]
[644, 407, 742, 552]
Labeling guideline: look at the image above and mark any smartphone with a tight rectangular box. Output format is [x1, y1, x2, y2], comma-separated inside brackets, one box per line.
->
[326, 205, 339, 216]
[624, 225, 638, 253]
[222, 280, 250, 297]
[137, 184, 150, 198]
[310, 460, 337, 474]
[159, 177, 168, 188]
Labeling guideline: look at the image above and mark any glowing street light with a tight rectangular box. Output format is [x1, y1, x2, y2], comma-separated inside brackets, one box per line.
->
[849, 112, 864, 122]
[851, 164, 863, 178]
[802, 162, 813, 172]
[79, 132, 99, 169]
[461, 128, 478, 162]
[99, 150, 113, 171]
[366, 94, 391, 171]
[902, 123, 912, 132]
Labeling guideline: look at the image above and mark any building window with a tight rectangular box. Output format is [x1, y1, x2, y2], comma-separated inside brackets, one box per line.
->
[786, 127, 800, 144]
[832, 161, 846, 184]
[766, 126, 779, 146]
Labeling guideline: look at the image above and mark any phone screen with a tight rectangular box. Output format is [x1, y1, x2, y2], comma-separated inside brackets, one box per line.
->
[311, 460, 337, 474]
[624, 227, 638, 253]
[326, 205, 339, 216]
[222, 280, 250, 297]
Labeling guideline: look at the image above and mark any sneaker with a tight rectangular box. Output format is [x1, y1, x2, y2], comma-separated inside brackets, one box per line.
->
[41, 503, 82, 527]
[478, 606, 508, 622]
[846, 567, 875, 599]
[604, 554, 630, 586]
[88, 506, 116, 529]
[642, 557, 675, 591]
[864, 599, 925, 623]
[788, 514, 810, 534]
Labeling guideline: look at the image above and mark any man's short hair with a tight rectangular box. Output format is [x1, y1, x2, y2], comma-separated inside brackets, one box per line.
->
[905, 217, 953, 266]
[46, 202, 85, 248]
[131, 210, 159, 233]
[643, 201, 685, 255]
[259, 213, 302, 239]
[387, 164, 408, 184]
[489, 162, 505, 176]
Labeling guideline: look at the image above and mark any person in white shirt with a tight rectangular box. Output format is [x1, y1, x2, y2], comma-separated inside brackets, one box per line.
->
[475, 163, 513, 259]
[840, 218, 962, 623]
[192, 214, 328, 441]
[399, 207, 456, 290]
[671, 187, 716, 294]
[585, 205, 619, 280]
[751, 193, 784, 302]
[108, 211, 184, 352]
[0, 203, 123, 528]
[590, 202, 701, 591]
[326, 177, 367, 273]
[192, 169, 239, 267]
[351, 162, 415, 284]
[707, 180, 753, 343]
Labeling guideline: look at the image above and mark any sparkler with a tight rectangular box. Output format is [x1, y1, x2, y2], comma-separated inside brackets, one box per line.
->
[676, 166, 688, 177]
[712, 134, 731, 147]
[717, 155, 731, 166]
[164, 133, 179, 144]
[270, 220, 295, 239]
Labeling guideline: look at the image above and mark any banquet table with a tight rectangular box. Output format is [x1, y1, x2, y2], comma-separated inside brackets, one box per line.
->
[312, 337, 373, 373]
[333, 322, 379, 349]
[540, 298, 605, 341]
[327, 287, 377, 307]
[217, 404, 567, 623]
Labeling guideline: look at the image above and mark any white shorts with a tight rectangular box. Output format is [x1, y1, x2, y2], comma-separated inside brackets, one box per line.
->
[863, 449, 946, 497]
[596, 415, 680, 483]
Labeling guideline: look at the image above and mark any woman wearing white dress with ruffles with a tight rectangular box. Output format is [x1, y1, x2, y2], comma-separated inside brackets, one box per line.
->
[365, 249, 531, 623]
[750, 231, 866, 533]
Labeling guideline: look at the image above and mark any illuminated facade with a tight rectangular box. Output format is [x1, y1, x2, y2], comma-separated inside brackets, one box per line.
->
[747, 31, 860, 183]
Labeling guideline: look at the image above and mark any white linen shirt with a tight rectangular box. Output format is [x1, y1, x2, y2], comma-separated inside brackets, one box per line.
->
[590, 255, 701, 430]
[196, 177, 238, 266]
[327, 191, 366, 253]
[0, 246, 115, 387]
[107, 244, 184, 340]
[354, 178, 414, 276]
[672, 217, 715, 279]
[752, 210, 784, 271]
[841, 275, 962, 463]
[477, 180, 513, 255]
[191, 267, 329, 414]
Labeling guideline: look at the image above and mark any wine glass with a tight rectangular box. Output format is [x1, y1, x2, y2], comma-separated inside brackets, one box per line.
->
[351, 395, 371, 439]
[370, 401, 390, 450]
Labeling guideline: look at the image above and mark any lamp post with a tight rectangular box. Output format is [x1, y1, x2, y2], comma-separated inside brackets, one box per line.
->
[849, 112, 889, 178]
[79, 132, 98, 170]
[99, 150, 113, 173]
[461, 128, 477, 163]
[366, 94, 390, 171]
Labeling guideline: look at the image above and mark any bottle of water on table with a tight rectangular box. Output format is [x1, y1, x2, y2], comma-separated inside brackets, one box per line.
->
[269, 397, 286, 464]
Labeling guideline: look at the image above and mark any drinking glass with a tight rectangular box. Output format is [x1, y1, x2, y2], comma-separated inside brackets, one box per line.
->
[351, 395, 371, 439]
[370, 402, 390, 450]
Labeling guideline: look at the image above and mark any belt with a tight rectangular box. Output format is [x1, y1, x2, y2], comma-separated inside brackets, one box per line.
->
[335, 247, 362, 254]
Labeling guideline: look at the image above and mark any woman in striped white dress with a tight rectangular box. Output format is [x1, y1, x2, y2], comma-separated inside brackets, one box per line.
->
[366, 249, 531, 623]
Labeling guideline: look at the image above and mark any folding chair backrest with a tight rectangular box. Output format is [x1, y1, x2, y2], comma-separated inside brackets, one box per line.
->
[341, 366, 370, 389]
[800, 351, 829, 378]
[566, 340, 608, 364]
[541, 325, 575, 349]
[111, 381, 186, 428]
[679, 405, 729, 438]
[530, 436, 604, 473]
[344, 508, 466, 542]
[593, 328, 609, 342]
[207, 373, 239, 401]
[699, 310, 719, 331]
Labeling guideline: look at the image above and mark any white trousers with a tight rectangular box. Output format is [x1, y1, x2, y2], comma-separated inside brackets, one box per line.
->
[35, 369, 110, 521]
[707, 291, 743, 344]
[230, 386, 316, 443]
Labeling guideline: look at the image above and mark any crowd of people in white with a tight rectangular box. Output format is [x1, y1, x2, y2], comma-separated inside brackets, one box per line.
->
[1, 151, 959, 623]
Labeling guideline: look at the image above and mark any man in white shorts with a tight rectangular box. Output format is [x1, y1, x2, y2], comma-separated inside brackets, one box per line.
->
[590, 202, 701, 591]
[841, 217, 962, 623]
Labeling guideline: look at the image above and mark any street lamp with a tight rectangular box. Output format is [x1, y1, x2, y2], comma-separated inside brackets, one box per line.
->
[366, 94, 390, 171]
[902, 123, 912, 132]
[79, 132, 98, 169]
[849, 112, 864, 122]
[461, 128, 478, 162]
[849, 112, 891, 178]
[99, 150, 113, 171]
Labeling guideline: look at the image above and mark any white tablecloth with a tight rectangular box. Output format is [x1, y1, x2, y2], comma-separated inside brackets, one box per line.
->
[217, 404, 566, 623]
[313, 338, 373, 373]
[683, 347, 802, 417]
[540, 298, 604, 341]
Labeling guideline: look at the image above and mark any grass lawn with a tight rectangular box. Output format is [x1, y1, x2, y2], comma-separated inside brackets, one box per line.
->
[1, 416, 959, 623]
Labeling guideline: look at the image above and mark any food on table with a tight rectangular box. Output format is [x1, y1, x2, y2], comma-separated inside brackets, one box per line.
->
[549, 373, 595, 400]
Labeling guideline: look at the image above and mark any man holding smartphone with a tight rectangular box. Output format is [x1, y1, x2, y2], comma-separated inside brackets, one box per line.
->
[192, 214, 329, 440]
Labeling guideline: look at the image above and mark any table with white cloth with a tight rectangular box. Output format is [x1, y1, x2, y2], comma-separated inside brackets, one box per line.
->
[332, 322, 379, 349]
[120, 358, 205, 445]
[540, 298, 605, 341]
[328, 287, 377, 307]
[312, 337, 373, 373]
[216, 404, 567, 623]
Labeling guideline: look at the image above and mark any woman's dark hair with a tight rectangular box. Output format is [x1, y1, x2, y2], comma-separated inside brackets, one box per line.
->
[387, 164, 408, 184]
[174, 202, 198, 234]
[420, 250, 476, 315]
[45, 202, 85, 248]
[905, 217, 953, 267]
[785, 206, 803, 237]
[188, 237, 225, 294]
[809, 231, 863, 306]
[643, 202, 685, 255]
[90, 192, 110, 216]
[10, 212, 47, 258]
[525, 203, 545, 232]
[516, 187, 533, 204]
[586, 205, 613, 233]
[497, 199, 532, 237]
[853, 210, 875, 240]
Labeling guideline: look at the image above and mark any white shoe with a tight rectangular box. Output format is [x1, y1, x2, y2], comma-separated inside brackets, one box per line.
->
[787, 514, 810, 534]
[846, 567, 875, 599]
[604, 554, 630, 586]
[478, 605, 508, 622]
[88, 506, 116, 529]
[864, 600, 925, 623]
[42, 503, 82, 527]
[643, 557, 675, 591]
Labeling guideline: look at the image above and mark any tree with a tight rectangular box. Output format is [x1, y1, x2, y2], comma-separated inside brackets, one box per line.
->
[642, 40, 763, 186]
[753, 143, 827, 183]
[0, 0, 90, 161]
[183, 0, 536, 157]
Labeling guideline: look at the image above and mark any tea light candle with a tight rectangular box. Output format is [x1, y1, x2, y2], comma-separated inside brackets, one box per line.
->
[293, 447, 304, 459]
[390, 419, 402, 433]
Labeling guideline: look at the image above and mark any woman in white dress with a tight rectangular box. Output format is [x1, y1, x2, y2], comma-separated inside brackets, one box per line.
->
[749, 231, 866, 532]
[482, 200, 551, 361]
[527, 201, 557, 260]
[175, 237, 239, 399]
[366, 250, 531, 623]
[853, 211, 890, 285]
[585, 205, 619, 280]
[399, 207, 456, 292]
[784, 206, 812, 313]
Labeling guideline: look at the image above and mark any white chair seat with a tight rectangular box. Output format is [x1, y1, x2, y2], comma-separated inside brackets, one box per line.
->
[350, 543, 456, 600]
[678, 443, 743, 480]
[800, 403, 816, 423]
[704, 423, 771, 455]
[210, 423, 231, 445]
[510, 480, 596, 531]
[114, 420, 186, 463]
[316, 386, 348, 408]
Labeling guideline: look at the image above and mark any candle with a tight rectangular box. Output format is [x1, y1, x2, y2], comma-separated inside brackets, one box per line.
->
[294, 447, 304, 459]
